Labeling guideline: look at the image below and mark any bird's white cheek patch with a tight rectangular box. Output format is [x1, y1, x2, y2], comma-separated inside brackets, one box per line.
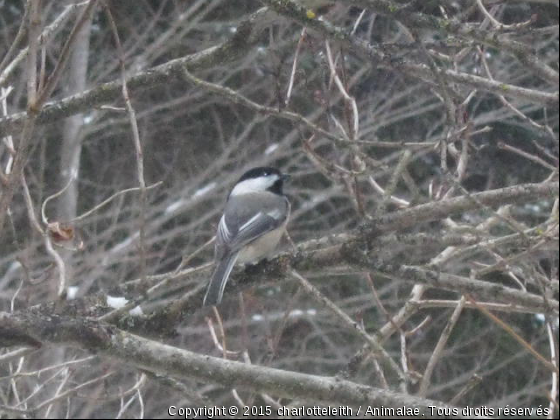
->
[230, 175, 278, 196]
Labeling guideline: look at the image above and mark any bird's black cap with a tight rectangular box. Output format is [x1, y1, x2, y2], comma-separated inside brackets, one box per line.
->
[237, 166, 283, 182]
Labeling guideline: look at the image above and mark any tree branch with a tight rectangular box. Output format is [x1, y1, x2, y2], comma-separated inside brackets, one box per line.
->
[0, 7, 274, 137]
[0, 310, 470, 417]
[261, 0, 559, 106]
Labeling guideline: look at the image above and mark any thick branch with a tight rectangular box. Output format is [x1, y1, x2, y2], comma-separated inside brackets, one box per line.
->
[261, 0, 559, 106]
[0, 311, 468, 418]
[144, 181, 557, 324]
[0, 7, 273, 137]
[344, 0, 559, 85]
[370, 181, 558, 235]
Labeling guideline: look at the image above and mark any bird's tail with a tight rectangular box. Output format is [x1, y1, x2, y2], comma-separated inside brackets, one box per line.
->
[203, 253, 239, 306]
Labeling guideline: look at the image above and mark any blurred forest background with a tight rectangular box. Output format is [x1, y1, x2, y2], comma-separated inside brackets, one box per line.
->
[0, 0, 558, 418]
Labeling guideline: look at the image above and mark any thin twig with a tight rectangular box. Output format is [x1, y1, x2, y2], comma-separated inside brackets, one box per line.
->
[70, 182, 161, 224]
[41, 175, 75, 224]
[35, 371, 114, 412]
[21, 172, 67, 298]
[375, 149, 411, 215]
[418, 296, 466, 397]
[449, 374, 482, 405]
[174, 235, 215, 274]
[285, 28, 306, 107]
[498, 141, 558, 172]
[546, 321, 559, 417]
[0, 2, 30, 74]
[476, 0, 535, 30]
[34, 0, 99, 108]
[466, 294, 559, 374]
[104, 1, 148, 285]
[289, 269, 407, 385]
[0, 1, 90, 86]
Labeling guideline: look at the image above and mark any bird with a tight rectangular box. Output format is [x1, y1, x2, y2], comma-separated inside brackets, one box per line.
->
[203, 167, 291, 307]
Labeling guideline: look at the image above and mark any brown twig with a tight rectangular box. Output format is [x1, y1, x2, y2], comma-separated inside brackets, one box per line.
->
[104, 1, 148, 285]
[465, 294, 558, 374]
[289, 269, 407, 385]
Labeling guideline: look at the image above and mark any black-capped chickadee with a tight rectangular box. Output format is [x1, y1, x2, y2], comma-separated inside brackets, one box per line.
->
[203, 167, 291, 307]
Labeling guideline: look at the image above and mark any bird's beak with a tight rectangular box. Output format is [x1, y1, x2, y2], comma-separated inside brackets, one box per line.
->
[281, 173, 291, 182]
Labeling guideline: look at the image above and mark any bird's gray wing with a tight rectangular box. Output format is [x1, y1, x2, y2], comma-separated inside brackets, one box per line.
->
[217, 211, 282, 252]
[215, 193, 288, 255]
